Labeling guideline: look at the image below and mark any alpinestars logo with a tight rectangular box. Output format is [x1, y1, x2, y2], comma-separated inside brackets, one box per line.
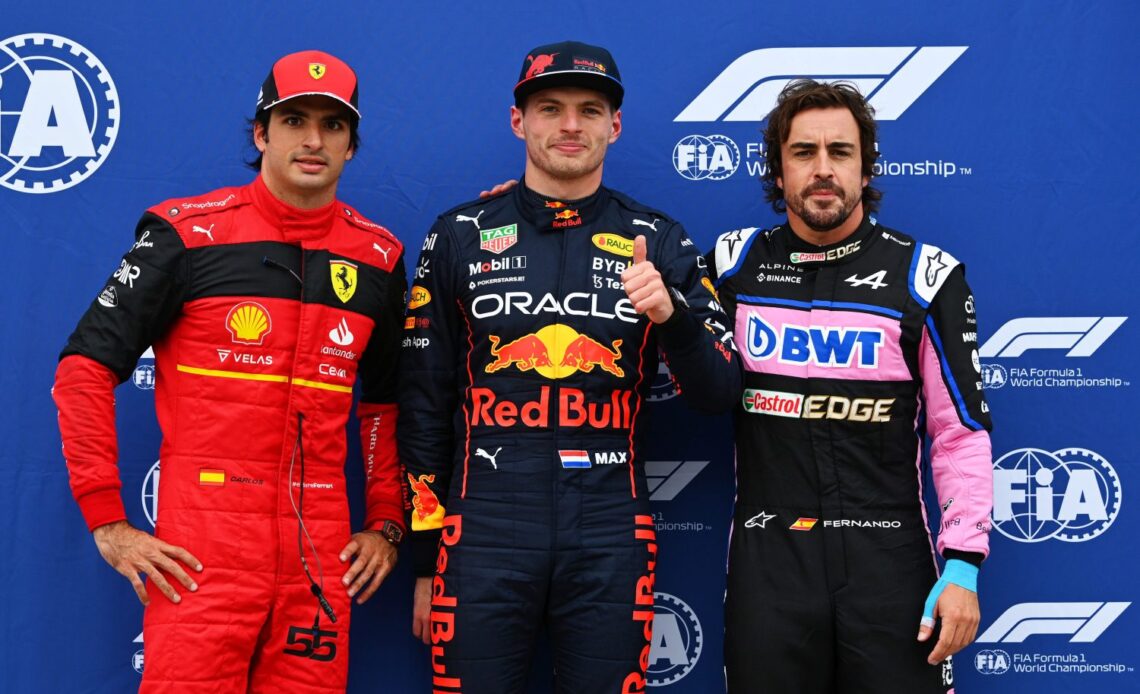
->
[674, 46, 966, 122]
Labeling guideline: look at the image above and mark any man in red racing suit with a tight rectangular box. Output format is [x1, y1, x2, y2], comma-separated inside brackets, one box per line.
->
[52, 51, 406, 692]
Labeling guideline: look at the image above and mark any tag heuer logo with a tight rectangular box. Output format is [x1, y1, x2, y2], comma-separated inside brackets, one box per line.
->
[479, 224, 518, 254]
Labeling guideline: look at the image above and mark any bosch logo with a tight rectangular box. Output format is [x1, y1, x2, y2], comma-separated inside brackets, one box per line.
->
[992, 447, 1121, 543]
[672, 134, 739, 180]
[140, 460, 160, 528]
[974, 649, 1010, 675]
[0, 34, 120, 193]
[647, 592, 702, 686]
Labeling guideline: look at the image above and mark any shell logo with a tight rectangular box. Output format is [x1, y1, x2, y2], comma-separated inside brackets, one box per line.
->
[592, 233, 634, 257]
[225, 302, 272, 345]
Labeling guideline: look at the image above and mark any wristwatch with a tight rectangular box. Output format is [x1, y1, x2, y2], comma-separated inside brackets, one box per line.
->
[377, 520, 404, 546]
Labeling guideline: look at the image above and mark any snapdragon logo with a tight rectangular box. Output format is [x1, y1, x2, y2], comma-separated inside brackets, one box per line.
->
[675, 46, 966, 122]
[0, 34, 120, 193]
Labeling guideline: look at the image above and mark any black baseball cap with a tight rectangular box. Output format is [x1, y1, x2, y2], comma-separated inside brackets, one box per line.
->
[514, 41, 623, 109]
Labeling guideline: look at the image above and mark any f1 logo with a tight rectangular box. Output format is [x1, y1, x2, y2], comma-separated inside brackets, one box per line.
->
[977, 602, 1130, 643]
[646, 460, 709, 501]
[979, 317, 1127, 358]
[674, 46, 967, 122]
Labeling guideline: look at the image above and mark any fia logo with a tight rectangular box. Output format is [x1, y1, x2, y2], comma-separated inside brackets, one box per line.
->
[992, 447, 1121, 543]
[0, 34, 119, 193]
[974, 649, 1010, 675]
[673, 134, 740, 180]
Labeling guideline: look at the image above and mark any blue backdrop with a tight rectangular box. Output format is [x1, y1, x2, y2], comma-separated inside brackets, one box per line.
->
[2, 1, 1136, 692]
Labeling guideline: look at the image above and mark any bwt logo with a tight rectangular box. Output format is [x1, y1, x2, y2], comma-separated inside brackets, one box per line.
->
[646, 460, 708, 501]
[979, 317, 1127, 358]
[647, 592, 703, 686]
[992, 447, 1121, 543]
[747, 315, 883, 367]
[0, 34, 120, 193]
[978, 602, 1130, 643]
[672, 134, 740, 180]
[674, 46, 966, 122]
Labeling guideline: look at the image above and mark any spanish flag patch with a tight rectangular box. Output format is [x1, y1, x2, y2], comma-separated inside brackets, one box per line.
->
[199, 469, 225, 486]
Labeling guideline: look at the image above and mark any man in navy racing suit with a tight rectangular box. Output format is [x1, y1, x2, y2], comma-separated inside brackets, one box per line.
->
[398, 41, 741, 694]
[710, 80, 994, 693]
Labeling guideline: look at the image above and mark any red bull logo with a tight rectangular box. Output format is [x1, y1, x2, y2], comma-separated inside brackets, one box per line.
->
[525, 53, 558, 79]
[408, 473, 445, 530]
[545, 200, 569, 209]
[470, 385, 635, 430]
[553, 209, 578, 220]
[484, 324, 625, 379]
[552, 208, 582, 228]
[561, 335, 623, 377]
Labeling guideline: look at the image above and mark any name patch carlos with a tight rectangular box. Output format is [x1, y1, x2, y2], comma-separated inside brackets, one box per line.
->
[743, 388, 895, 422]
[747, 316, 883, 367]
[472, 291, 638, 324]
[470, 386, 635, 429]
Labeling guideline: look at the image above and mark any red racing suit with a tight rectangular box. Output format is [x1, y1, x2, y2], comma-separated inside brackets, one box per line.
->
[52, 176, 406, 693]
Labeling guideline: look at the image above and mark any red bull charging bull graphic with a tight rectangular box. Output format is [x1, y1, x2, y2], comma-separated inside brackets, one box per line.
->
[485, 324, 625, 379]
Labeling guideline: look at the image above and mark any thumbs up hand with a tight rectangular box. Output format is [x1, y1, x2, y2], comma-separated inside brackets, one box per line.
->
[621, 235, 674, 324]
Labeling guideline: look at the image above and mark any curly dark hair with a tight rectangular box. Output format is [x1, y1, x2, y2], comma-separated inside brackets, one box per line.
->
[761, 80, 881, 214]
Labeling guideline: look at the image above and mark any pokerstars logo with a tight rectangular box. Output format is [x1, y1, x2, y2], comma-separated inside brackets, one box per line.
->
[0, 34, 120, 193]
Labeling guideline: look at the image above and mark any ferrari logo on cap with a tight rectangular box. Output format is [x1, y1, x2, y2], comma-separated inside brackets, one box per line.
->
[309, 63, 326, 80]
[330, 260, 357, 303]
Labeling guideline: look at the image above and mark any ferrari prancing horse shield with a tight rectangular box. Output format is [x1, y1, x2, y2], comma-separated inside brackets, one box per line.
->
[330, 260, 357, 303]
[309, 63, 326, 80]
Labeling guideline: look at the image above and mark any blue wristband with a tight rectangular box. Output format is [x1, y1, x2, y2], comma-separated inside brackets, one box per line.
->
[921, 559, 979, 627]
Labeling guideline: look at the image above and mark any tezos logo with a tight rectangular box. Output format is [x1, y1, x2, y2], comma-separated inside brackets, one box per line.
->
[141, 460, 160, 527]
[672, 134, 739, 180]
[975, 649, 1011, 675]
[647, 592, 702, 687]
[992, 447, 1121, 543]
[0, 34, 119, 193]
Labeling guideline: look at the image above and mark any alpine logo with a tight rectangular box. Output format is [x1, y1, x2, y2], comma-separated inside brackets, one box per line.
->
[674, 46, 967, 122]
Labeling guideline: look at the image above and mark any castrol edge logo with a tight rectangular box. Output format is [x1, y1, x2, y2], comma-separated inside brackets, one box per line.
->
[742, 388, 894, 422]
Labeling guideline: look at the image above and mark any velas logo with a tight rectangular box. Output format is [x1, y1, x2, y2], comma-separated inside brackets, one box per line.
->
[226, 302, 272, 345]
[0, 34, 120, 193]
[992, 447, 1121, 543]
[329, 260, 357, 303]
[675, 46, 967, 122]
[408, 285, 431, 309]
[647, 592, 703, 686]
[592, 233, 634, 257]
[480, 223, 519, 254]
[485, 324, 624, 379]
[525, 53, 558, 79]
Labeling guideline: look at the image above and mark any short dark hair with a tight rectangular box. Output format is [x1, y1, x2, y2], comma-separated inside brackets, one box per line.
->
[761, 80, 881, 214]
[244, 109, 361, 171]
[514, 90, 619, 114]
